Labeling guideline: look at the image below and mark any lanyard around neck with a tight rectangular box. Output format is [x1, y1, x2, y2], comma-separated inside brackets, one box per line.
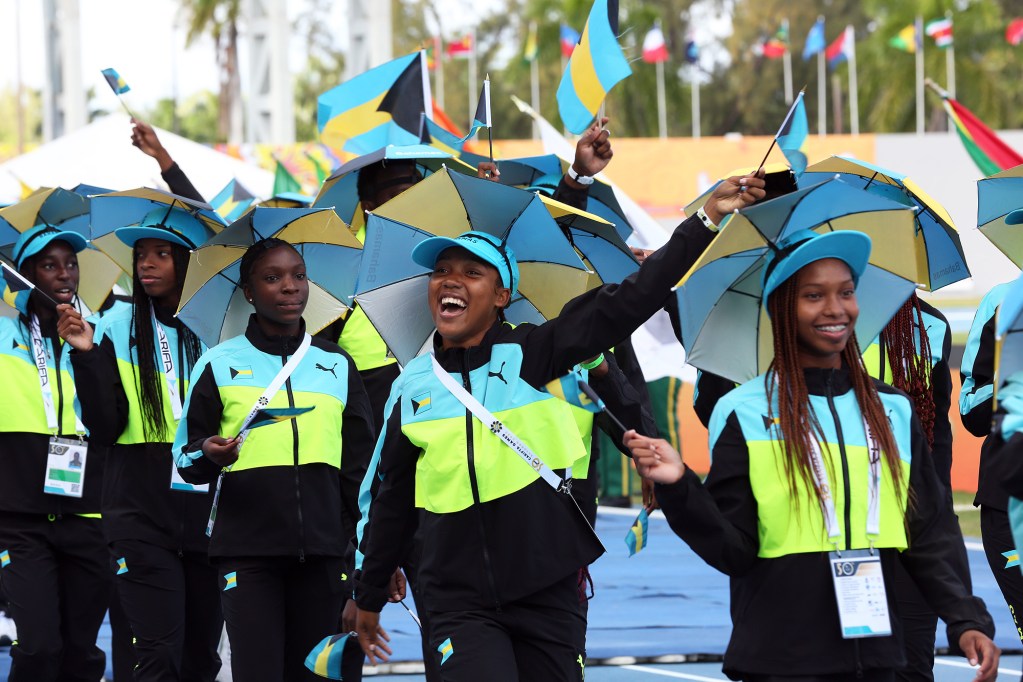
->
[30, 315, 84, 434]
[150, 303, 183, 421]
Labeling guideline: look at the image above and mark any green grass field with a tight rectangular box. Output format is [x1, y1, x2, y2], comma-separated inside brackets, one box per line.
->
[954, 490, 981, 538]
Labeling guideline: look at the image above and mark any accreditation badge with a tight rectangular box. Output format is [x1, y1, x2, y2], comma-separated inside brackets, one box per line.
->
[43, 437, 87, 498]
[170, 460, 210, 493]
[829, 549, 892, 639]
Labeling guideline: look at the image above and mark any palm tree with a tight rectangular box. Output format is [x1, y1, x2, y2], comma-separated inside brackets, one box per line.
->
[179, 0, 242, 142]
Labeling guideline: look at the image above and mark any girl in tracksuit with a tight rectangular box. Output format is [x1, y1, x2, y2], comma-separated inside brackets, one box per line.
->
[58, 206, 223, 681]
[0, 226, 110, 681]
[626, 230, 997, 681]
[173, 237, 375, 682]
[353, 173, 767, 681]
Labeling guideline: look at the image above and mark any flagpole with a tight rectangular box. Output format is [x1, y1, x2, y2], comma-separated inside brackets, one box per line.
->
[435, 35, 445, 112]
[468, 28, 477, 128]
[691, 65, 701, 139]
[530, 49, 540, 140]
[782, 39, 793, 104]
[757, 87, 805, 173]
[848, 26, 859, 135]
[817, 26, 826, 138]
[916, 14, 924, 135]
[656, 59, 667, 139]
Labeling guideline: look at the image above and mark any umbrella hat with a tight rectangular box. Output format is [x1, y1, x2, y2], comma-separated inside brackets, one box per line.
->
[354, 168, 598, 366]
[995, 270, 1023, 391]
[762, 229, 871, 303]
[803, 156, 968, 291]
[676, 178, 919, 383]
[978, 163, 1023, 268]
[177, 207, 361, 348]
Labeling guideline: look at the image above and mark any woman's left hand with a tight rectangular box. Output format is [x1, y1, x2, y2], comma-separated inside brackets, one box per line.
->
[958, 630, 1000, 682]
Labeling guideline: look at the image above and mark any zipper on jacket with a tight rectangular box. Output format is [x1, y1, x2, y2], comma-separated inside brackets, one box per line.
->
[462, 350, 501, 611]
[824, 370, 853, 551]
[284, 345, 306, 563]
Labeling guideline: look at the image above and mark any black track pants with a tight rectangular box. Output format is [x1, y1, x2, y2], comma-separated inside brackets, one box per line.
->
[111, 539, 222, 682]
[981, 506, 1023, 681]
[0, 512, 110, 682]
[216, 555, 345, 682]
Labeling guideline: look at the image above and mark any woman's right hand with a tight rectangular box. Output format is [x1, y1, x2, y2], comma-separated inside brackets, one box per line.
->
[202, 436, 240, 467]
[624, 429, 685, 485]
[56, 304, 94, 351]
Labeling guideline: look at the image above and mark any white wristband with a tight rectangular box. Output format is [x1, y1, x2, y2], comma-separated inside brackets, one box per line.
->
[696, 207, 720, 233]
[567, 166, 595, 186]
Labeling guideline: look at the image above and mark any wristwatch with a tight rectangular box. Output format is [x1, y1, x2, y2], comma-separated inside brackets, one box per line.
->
[567, 165, 595, 186]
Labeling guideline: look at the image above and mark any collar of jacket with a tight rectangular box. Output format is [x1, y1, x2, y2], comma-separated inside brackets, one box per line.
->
[431, 319, 510, 372]
[152, 300, 178, 327]
[244, 313, 307, 356]
[799, 365, 854, 396]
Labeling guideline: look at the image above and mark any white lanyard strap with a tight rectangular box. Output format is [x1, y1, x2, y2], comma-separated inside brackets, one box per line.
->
[237, 333, 311, 442]
[150, 304, 182, 421]
[30, 316, 84, 434]
[429, 354, 570, 493]
[805, 418, 881, 544]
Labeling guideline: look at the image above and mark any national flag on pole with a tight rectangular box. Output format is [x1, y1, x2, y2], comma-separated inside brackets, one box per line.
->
[543, 368, 601, 413]
[802, 18, 826, 60]
[447, 34, 474, 59]
[560, 24, 581, 57]
[925, 17, 953, 48]
[762, 21, 789, 59]
[101, 68, 130, 95]
[2, 260, 40, 311]
[938, 93, 1023, 175]
[464, 78, 492, 140]
[1007, 19, 1023, 46]
[642, 22, 669, 63]
[423, 39, 438, 71]
[210, 179, 255, 222]
[246, 406, 314, 432]
[524, 21, 539, 63]
[625, 508, 649, 556]
[317, 51, 432, 154]
[556, 0, 632, 135]
[826, 25, 855, 69]
[273, 159, 303, 196]
[890, 23, 919, 53]
[684, 39, 699, 65]
[776, 89, 809, 176]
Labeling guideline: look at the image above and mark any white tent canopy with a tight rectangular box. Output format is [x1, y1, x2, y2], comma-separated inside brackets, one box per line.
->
[0, 114, 274, 204]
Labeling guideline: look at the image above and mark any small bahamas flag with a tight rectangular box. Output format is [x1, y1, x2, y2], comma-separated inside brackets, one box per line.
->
[1003, 549, 1020, 569]
[776, 89, 809, 176]
[223, 571, 238, 591]
[543, 368, 600, 413]
[101, 68, 130, 95]
[437, 637, 454, 666]
[1, 549, 10, 568]
[624, 508, 649, 557]
[304, 632, 362, 679]
[116, 557, 128, 575]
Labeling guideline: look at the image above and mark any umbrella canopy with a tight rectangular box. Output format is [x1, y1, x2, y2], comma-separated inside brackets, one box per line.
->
[462, 151, 635, 241]
[354, 167, 595, 366]
[802, 156, 968, 291]
[978, 163, 1023, 268]
[255, 192, 314, 209]
[177, 207, 361, 348]
[539, 194, 638, 285]
[0, 186, 126, 312]
[676, 178, 920, 383]
[311, 144, 475, 236]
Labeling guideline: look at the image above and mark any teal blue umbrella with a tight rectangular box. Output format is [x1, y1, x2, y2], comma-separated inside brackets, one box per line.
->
[802, 156, 968, 291]
[996, 270, 1023, 389]
[675, 178, 920, 383]
[353, 168, 595, 366]
[978, 164, 1023, 269]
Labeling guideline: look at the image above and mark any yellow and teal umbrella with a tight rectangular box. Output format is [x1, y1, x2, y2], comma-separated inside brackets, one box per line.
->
[978, 163, 1023, 268]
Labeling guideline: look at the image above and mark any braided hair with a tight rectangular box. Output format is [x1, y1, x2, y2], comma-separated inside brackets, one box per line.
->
[131, 244, 204, 442]
[765, 274, 907, 521]
[879, 293, 935, 447]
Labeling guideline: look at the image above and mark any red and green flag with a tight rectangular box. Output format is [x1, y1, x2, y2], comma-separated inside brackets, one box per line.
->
[940, 95, 1023, 176]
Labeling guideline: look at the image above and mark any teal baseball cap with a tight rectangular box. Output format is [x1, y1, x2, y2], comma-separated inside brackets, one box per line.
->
[762, 229, 872, 302]
[411, 231, 519, 298]
[115, 206, 212, 250]
[13, 224, 89, 268]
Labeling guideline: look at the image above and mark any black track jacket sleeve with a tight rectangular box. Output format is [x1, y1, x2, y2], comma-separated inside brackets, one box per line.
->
[162, 162, 205, 203]
[70, 334, 129, 445]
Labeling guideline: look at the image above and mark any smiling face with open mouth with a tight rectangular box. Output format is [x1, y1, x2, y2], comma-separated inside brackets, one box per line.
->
[793, 257, 859, 370]
[428, 246, 511, 350]
[27, 240, 80, 308]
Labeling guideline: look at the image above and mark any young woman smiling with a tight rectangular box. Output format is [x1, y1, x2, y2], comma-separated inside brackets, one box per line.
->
[173, 238, 375, 682]
[0, 225, 111, 682]
[625, 230, 999, 682]
[58, 207, 223, 681]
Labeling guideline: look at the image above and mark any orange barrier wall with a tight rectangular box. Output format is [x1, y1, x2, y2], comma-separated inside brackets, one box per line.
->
[675, 377, 982, 494]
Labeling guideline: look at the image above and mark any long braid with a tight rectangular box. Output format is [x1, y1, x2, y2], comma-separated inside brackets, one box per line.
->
[879, 293, 935, 447]
[766, 277, 907, 521]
